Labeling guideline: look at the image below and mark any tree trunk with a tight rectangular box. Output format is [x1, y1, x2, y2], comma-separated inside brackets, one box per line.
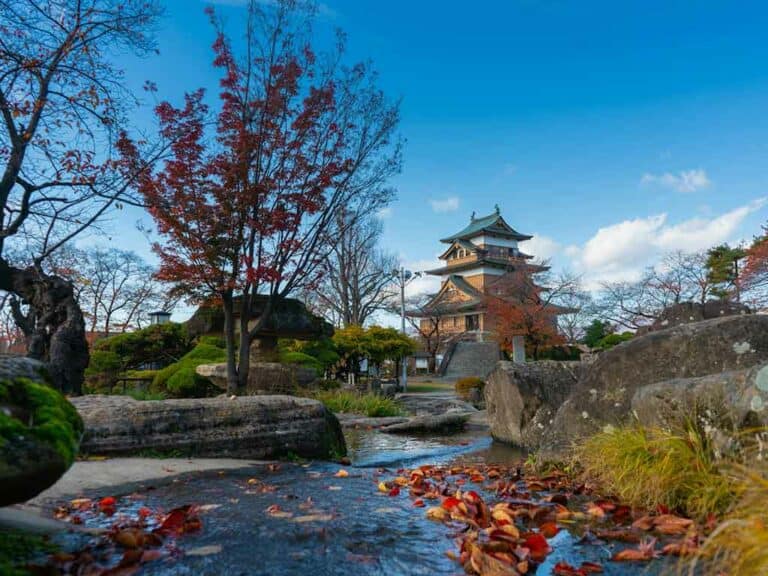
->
[0, 259, 89, 394]
[221, 292, 238, 395]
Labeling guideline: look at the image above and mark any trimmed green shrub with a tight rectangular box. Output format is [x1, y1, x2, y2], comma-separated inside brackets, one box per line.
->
[279, 350, 324, 375]
[278, 337, 340, 371]
[84, 350, 122, 393]
[91, 322, 192, 372]
[151, 342, 226, 398]
[122, 369, 159, 380]
[596, 332, 633, 349]
[455, 376, 484, 400]
[198, 335, 226, 348]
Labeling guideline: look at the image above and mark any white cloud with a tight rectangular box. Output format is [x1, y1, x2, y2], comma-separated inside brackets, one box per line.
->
[400, 258, 443, 298]
[376, 207, 392, 219]
[430, 196, 460, 213]
[640, 168, 711, 193]
[519, 234, 560, 261]
[566, 198, 766, 289]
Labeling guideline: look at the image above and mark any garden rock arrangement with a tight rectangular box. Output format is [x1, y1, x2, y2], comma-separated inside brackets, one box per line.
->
[71, 394, 346, 460]
[0, 356, 84, 506]
[395, 393, 478, 416]
[196, 362, 317, 395]
[484, 360, 582, 447]
[485, 314, 768, 456]
[380, 412, 470, 434]
[647, 299, 750, 332]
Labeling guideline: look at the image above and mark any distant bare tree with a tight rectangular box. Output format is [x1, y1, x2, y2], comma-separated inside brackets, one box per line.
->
[596, 250, 717, 330]
[74, 247, 176, 336]
[548, 271, 594, 344]
[5, 245, 176, 342]
[312, 211, 398, 327]
[0, 293, 25, 353]
[0, 0, 163, 393]
[404, 293, 453, 373]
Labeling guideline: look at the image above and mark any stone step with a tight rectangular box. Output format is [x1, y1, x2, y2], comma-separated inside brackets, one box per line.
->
[443, 341, 501, 379]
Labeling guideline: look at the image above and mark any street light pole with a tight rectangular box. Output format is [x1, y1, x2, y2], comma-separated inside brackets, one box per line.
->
[392, 267, 421, 392]
[399, 268, 407, 391]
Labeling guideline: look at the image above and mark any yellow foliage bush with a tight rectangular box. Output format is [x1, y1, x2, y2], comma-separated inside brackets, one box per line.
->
[455, 376, 484, 400]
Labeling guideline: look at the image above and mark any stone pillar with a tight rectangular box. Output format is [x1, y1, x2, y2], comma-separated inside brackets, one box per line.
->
[512, 335, 526, 364]
[249, 336, 280, 363]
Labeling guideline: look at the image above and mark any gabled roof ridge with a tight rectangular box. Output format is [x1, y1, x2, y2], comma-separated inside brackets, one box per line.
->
[439, 210, 533, 243]
[438, 238, 481, 260]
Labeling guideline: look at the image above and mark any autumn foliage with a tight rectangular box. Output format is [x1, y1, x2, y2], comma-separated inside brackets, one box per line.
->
[119, 1, 400, 392]
[485, 268, 565, 359]
[743, 223, 768, 293]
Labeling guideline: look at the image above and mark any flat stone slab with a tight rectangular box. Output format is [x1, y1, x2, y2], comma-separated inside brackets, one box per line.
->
[395, 393, 478, 416]
[334, 414, 410, 429]
[17, 457, 261, 514]
[71, 395, 346, 460]
[380, 412, 470, 434]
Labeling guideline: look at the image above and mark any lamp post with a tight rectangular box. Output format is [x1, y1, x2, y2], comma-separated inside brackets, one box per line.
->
[392, 267, 421, 392]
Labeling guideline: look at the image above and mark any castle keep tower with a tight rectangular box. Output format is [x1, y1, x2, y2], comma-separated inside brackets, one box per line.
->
[414, 206, 548, 336]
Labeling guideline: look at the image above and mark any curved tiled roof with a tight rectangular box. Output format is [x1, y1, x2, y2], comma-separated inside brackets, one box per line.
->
[425, 258, 549, 276]
[440, 211, 533, 243]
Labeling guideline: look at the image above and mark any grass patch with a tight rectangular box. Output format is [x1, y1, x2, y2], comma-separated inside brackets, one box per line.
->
[686, 449, 768, 576]
[304, 389, 402, 417]
[575, 425, 735, 520]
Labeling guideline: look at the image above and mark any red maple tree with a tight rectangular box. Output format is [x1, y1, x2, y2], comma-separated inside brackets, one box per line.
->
[484, 268, 566, 359]
[742, 223, 768, 301]
[119, 1, 400, 392]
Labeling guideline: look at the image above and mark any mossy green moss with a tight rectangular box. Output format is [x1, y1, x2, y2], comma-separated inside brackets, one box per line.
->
[151, 342, 227, 397]
[0, 377, 83, 466]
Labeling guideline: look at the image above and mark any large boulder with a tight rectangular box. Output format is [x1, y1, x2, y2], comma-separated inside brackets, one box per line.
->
[484, 361, 582, 448]
[185, 296, 333, 341]
[647, 300, 750, 332]
[196, 362, 318, 395]
[542, 315, 768, 454]
[632, 362, 768, 446]
[0, 356, 83, 506]
[71, 395, 345, 460]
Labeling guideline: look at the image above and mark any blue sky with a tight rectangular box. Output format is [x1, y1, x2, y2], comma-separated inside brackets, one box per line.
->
[109, 0, 768, 305]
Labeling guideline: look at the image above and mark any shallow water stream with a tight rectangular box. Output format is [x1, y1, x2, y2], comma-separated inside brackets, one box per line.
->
[43, 429, 668, 575]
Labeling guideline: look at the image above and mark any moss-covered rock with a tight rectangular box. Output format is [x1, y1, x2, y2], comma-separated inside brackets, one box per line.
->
[0, 356, 83, 506]
[151, 343, 227, 397]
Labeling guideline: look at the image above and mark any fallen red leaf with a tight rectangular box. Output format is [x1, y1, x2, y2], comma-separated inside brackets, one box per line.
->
[523, 532, 551, 561]
[539, 522, 560, 538]
[441, 496, 461, 510]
